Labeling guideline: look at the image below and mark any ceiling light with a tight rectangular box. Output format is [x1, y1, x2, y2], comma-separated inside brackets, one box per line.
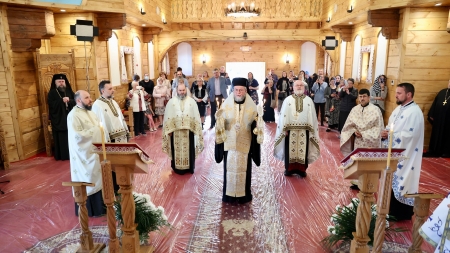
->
[349, 22, 353, 24]
[142, 24, 146, 26]
[61, 9, 66, 12]
[435, 3, 442, 6]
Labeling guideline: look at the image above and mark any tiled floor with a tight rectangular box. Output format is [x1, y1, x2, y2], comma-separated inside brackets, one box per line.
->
[0, 115, 449, 252]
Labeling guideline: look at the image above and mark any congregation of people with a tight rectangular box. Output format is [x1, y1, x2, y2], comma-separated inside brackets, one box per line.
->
[46, 65, 450, 229]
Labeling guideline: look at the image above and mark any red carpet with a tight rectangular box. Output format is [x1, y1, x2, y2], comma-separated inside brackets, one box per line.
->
[1, 114, 449, 252]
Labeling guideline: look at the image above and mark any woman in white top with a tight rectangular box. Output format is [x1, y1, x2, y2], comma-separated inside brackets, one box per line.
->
[127, 81, 148, 136]
[153, 77, 170, 127]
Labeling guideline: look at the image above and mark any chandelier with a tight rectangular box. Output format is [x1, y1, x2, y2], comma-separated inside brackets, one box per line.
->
[225, 2, 260, 18]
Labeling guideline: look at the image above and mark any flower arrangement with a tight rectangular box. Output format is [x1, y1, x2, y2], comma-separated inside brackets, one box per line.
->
[321, 198, 407, 249]
[115, 192, 171, 244]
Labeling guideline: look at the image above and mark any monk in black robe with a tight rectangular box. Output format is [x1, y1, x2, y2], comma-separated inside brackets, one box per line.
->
[426, 80, 450, 157]
[48, 74, 75, 160]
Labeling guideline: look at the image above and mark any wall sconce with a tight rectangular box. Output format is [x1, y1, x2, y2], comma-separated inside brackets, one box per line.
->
[285, 54, 290, 64]
[201, 54, 206, 64]
[326, 17, 331, 23]
[162, 18, 167, 24]
[140, 8, 146, 15]
[347, 5, 353, 13]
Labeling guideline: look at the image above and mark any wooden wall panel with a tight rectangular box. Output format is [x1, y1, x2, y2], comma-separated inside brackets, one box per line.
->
[166, 40, 327, 84]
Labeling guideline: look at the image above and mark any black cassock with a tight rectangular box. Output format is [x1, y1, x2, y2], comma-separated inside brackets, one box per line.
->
[169, 131, 196, 175]
[427, 88, 450, 157]
[215, 121, 261, 204]
[48, 88, 75, 160]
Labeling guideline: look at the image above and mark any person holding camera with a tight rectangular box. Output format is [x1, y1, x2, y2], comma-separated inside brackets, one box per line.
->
[311, 74, 328, 126]
[276, 71, 290, 112]
[338, 78, 358, 133]
[370, 75, 388, 115]
[127, 81, 149, 136]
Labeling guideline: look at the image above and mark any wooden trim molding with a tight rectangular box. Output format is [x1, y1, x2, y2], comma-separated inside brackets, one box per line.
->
[143, 27, 162, 43]
[368, 9, 400, 39]
[447, 9, 450, 33]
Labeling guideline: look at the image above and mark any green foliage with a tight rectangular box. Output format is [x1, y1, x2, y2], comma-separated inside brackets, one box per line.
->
[115, 193, 171, 244]
[321, 198, 408, 250]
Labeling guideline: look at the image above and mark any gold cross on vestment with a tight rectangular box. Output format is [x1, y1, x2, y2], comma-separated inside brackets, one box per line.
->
[444, 99, 448, 106]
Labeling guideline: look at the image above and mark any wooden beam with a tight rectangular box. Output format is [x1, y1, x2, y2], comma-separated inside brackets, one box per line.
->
[331, 25, 353, 42]
[142, 27, 162, 43]
[368, 9, 400, 39]
[7, 7, 54, 52]
[96, 13, 126, 41]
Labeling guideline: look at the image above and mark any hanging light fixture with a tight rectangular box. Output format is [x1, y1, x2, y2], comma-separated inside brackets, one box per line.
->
[225, 2, 260, 18]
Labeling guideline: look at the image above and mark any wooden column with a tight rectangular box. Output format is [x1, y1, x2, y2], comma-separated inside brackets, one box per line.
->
[350, 173, 379, 253]
[0, 122, 9, 169]
[62, 182, 105, 253]
[115, 165, 140, 253]
[372, 169, 395, 253]
[100, 160, 119, 253]
[405, 193, 444, 253]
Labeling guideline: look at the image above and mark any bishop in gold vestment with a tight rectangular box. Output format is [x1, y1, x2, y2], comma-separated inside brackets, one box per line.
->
[215, 78, 264, 204]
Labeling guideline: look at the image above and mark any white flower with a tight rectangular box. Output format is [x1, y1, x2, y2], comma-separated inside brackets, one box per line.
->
[335, 205, 341, 211]
[327, 225, 335, 234]
[386, 214, 390, 219]
[157, 206, 165, 212]
[148, 202, 157, 211]
[162, 213, 168, 221]
[142, 193, 151, 204]
[330, 214, 338, 222]
[352, 198, 359, 203]
[386, 220, 389, 227]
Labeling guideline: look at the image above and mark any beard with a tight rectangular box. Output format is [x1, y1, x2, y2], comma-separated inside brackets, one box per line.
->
[57, 86, 66, 93]
[396, 98, 404, 105]
[106, 95, 113, 99]
[234, 94, 245, 102]
[82, 102, 92, 110]
[178, 94, 186, 100]
[294, 90, 304, 96]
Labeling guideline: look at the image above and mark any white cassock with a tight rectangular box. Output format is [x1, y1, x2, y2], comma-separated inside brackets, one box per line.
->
[419, 193, 450, 252]
[382, 101, 424, 206]
[340, 103, 384, 156]
[274, 94, 320, 165]
[67, 106, 103, 196]
[92, 97, 129, 143]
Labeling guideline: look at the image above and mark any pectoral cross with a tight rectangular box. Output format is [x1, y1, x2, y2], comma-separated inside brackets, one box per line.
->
[444, 99, 448, 106]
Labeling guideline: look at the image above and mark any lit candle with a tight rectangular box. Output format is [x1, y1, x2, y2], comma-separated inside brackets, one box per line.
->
[99, 122, 107, 161]
[386, 123, 394, 169]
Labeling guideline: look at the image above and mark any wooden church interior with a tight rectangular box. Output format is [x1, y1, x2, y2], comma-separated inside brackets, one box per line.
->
[0, 0, 450, 252]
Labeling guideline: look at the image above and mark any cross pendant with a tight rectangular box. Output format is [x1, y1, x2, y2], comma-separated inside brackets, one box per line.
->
[444, 100, 448, 106]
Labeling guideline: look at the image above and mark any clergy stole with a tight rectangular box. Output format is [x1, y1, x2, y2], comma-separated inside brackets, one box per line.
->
[173, 129, 190, 169]
[226, 150, 248, 197]
[224, 102, 253, 197]
[289, 129, 307, 164]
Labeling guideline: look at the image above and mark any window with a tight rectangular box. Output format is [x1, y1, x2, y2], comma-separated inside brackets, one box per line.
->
[339, 41, 347, 77]
[177, 42, 193, 76]
[148, 41, 155, 79]
[107, 33, 120, 86]
[133, 36, 142, 77]
[374, 32, 388, 78]
[301, 42, 316, 74]
[352, 35, 362, 79]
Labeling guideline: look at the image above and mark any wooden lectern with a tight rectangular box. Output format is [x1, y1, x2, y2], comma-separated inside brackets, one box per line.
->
[92, 143, 153, 253]
[339, 148, 405, 253]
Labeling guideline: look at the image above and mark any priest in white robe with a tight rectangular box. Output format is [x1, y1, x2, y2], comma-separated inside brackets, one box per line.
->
[67, 90, 104, 217]
[92, 80, 129, 143]
[340, 88, 384, 189]
[214, 78, 264, 204]
[274, 80, 320, 178]
[419, 193, 450, 253]
[381, 83, 424, 221]
[162, 83, 204, 175]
